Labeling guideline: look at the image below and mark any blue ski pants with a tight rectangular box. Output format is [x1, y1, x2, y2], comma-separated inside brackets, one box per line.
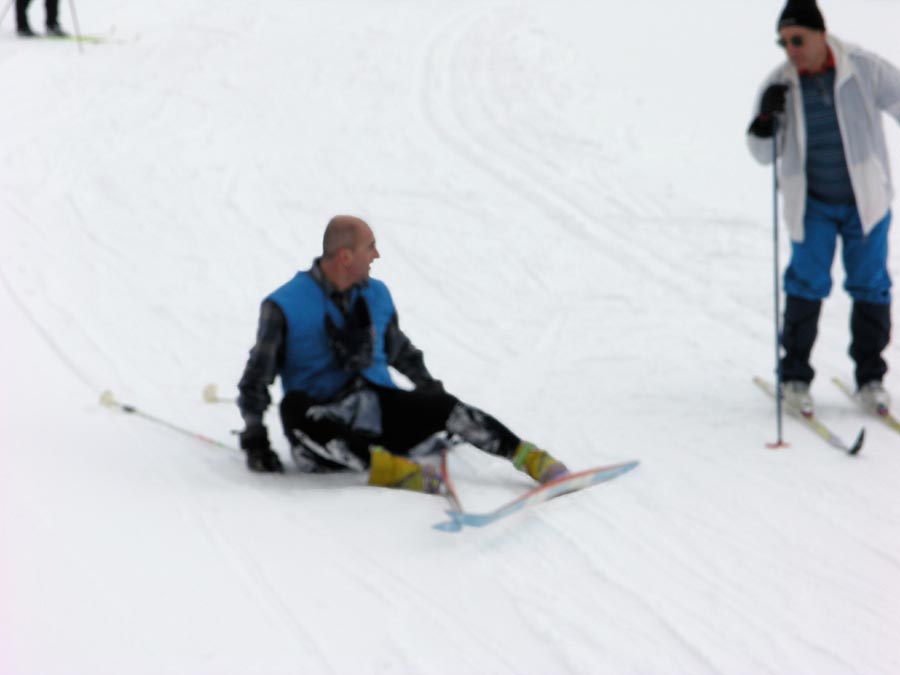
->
[784, 197, 891, 304]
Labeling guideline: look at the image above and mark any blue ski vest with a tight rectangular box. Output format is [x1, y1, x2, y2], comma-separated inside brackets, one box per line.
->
[267, 271, 398, 401]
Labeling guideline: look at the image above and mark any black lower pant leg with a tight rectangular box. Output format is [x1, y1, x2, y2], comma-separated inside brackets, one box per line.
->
[16, 0, 30, 29]
[780, 295, 822, 384]
[850, 301, 891, 387]
[46, 0, 59, 27]
[442, 399, 521, 459]
[15, 0, 59, 29]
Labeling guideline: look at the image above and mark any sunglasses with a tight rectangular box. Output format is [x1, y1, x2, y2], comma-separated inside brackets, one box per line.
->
[777, 35, 804, 48]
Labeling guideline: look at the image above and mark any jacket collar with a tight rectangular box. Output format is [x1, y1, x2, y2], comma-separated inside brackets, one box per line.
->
[825, 34, 856, 88]
[309, 258, 366, 312]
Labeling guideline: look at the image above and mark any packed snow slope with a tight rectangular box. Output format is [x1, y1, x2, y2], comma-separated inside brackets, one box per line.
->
[2, 1, 900, 673]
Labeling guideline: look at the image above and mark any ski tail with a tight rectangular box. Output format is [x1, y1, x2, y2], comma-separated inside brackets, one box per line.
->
[833, 377, 900, 434]
[753, 377, 864, 455]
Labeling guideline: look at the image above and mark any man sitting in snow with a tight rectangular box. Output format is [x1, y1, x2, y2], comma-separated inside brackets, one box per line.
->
[236, 215, 568, 493]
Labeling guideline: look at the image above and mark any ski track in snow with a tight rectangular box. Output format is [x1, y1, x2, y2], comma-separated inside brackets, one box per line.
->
[417, 3, 771, 349]
[2, 1, 900, 674]
[194, 501, 339, 674]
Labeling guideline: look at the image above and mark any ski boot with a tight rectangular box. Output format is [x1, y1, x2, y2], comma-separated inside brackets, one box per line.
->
[513, 441, 569, 484]
[368, 446, 445, 494]
[859, 380, 890, 412]
[782, 380, 813, 414]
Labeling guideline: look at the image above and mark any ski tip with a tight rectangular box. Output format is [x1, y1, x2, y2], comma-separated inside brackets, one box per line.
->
[614, 459, 641, 476]
[614, 460, 641, 477]
[848, 427, 865, 456]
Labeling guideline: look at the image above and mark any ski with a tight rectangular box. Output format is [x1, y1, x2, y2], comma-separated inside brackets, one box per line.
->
[832, 377, 900, 435]
[52, 34, 109, 44]
[433, 460, 639, 532]
[42, 29, 139, 45]
[753, 377, 864, 455]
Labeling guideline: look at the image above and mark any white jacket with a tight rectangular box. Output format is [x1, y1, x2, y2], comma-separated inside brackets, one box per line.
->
[747, 35, 900, 242]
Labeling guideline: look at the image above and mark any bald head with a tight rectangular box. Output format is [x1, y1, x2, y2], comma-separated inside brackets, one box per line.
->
[318, 215, 380, 290]
[323, 215, 369, 259]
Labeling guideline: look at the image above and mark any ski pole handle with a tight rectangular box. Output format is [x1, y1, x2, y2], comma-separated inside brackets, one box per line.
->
[203, 383, 236, 405]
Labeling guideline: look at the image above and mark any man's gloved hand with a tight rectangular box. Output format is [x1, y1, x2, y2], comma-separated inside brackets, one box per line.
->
[239, 424, 284, 473]
[759, 83, 789, 116]
[749, 83, 789, 138]
[416, 379, 445, 394]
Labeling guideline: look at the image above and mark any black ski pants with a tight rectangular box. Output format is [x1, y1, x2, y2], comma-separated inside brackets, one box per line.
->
[280, 385, 520, 468]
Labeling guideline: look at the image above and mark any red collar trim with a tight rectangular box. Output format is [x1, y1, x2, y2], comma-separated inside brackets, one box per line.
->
[799, 46, 835, 76]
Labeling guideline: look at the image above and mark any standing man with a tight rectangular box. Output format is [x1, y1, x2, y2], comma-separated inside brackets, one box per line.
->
[746, 0, 900, 412]
[236, 215, 569, 493]
[15, 0, 66, 37]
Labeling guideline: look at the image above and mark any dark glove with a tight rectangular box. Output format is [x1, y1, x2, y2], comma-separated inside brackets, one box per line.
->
[749, 83, 789, 138]
[759, 83, 789, 116]
[239, 425, 284, 473]
[325, 297, 375, 373]
[416, 379, 445, 394]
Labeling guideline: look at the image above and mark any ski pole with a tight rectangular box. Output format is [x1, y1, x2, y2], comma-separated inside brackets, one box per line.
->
[66, 0, 83, 53]
[768, 116, 788, 448]
[100, 390, 240, 452]
[0, 0, 13, 29]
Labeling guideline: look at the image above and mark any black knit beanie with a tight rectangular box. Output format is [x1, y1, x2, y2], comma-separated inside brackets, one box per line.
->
[777, 0, 826, 32]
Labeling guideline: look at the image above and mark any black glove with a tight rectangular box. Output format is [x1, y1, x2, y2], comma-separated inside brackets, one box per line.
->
[325, 297, 375, 373]
[239, 425, 284, 473]
[759, 83, 789, 116]
[416, 379, 445, 394]
[749, 83, 789, 138]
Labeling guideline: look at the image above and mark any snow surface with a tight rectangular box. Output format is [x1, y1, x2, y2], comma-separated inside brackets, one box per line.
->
[2, 1, 900, 673]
